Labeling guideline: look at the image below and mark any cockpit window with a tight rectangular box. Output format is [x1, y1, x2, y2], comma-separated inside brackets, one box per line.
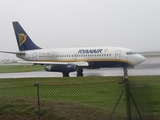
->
[126, 51, 137, 55]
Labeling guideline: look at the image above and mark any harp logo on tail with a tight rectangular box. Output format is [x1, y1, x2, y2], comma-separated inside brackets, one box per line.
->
[18, 33, 27, 46]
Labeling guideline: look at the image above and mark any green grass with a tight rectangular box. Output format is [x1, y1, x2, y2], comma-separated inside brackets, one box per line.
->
[0, 64, 44, 73]
[0, 76, 160, 119]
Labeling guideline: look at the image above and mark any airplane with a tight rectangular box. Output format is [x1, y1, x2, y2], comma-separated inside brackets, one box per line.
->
[0, 21, 145, 77]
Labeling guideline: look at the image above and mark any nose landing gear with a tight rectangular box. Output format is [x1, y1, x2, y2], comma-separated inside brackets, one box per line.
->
[123, 67, 128, 78]
[119, 67, 128, 84]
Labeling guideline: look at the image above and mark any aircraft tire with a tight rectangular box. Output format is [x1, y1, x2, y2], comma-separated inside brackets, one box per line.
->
[77, 68, 83, 77]
[62, 72, 69, 77]
[77, 73, 83, 77]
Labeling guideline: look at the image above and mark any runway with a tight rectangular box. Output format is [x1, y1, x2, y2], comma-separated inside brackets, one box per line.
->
[0, 57, 160, 78]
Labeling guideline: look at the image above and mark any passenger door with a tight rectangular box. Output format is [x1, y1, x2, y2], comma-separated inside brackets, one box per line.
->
[115, 50, 121, 60]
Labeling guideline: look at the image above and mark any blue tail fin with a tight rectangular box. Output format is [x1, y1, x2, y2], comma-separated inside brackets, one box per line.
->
[12, 21, 41, 51]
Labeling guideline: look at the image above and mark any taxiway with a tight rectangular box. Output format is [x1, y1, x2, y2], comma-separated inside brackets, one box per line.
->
[0, 57, 160, 78]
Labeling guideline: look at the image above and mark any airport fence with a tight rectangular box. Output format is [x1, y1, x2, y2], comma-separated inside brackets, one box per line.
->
[0, 78, 159, 120]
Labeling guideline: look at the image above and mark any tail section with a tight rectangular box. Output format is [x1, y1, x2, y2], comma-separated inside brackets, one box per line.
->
[12, 21, 41, 51]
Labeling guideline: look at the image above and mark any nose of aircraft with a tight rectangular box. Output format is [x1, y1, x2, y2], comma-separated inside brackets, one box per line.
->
[137, 54, 146, 64]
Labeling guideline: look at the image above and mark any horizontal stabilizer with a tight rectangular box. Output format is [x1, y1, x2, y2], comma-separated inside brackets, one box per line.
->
[0, 51, 25, 55]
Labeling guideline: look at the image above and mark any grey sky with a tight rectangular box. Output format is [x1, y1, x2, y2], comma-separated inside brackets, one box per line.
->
[0, 0, 160, 60]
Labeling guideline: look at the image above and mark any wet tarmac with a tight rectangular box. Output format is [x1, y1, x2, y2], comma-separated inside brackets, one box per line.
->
[0, 57, 160, 78]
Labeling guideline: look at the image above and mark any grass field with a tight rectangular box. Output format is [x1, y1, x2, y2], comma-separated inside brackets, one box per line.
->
[0, 64, 44, 73]
[0, 76, 160, 120]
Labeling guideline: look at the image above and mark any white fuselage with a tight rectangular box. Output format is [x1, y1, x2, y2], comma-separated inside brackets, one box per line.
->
[16, 47, 145, 68]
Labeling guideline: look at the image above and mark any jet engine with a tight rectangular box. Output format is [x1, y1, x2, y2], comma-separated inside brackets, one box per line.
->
[45, 64, 78, 73]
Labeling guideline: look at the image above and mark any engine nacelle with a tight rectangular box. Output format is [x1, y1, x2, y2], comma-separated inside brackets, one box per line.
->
[45, 64, 78, 73]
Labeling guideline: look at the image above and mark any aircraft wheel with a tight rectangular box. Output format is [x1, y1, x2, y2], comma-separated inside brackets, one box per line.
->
[123, 67, 128, 77]
[62, 72, 69, 77]
[77, 72, 83, 77]
[77, 68, 83, 77]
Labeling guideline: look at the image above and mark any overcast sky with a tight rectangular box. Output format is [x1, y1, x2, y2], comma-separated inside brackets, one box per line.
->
[0, 0, 160, 60]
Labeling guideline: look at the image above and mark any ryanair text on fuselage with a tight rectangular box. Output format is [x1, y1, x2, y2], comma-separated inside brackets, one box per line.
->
[78, 49, 103, 54]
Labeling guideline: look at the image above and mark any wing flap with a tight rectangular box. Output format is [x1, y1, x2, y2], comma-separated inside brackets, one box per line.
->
[68, 62, 89, 66]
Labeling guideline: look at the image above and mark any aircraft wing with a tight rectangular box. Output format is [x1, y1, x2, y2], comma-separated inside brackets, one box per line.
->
[68, 62, 89, 66]
[17, 61, 89, 67]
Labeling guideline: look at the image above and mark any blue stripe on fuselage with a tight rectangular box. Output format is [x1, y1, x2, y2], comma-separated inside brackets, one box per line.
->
[86, 61, 132, 69]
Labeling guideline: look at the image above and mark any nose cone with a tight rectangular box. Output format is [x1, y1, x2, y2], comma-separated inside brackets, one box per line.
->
[137, 54, 146, 64]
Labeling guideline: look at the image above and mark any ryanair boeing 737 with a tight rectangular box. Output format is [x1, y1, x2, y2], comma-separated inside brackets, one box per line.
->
[0, 22, 145, 77]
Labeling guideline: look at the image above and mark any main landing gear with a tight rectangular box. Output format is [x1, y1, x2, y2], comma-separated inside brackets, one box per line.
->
[77, 68, 83, 77]
[62, 72, 69, 77]
[62, 68, 84, 77]
[62, 67, 128, 78]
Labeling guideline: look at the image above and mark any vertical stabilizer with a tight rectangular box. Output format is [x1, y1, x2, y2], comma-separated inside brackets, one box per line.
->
[12, 22, 41, 51]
